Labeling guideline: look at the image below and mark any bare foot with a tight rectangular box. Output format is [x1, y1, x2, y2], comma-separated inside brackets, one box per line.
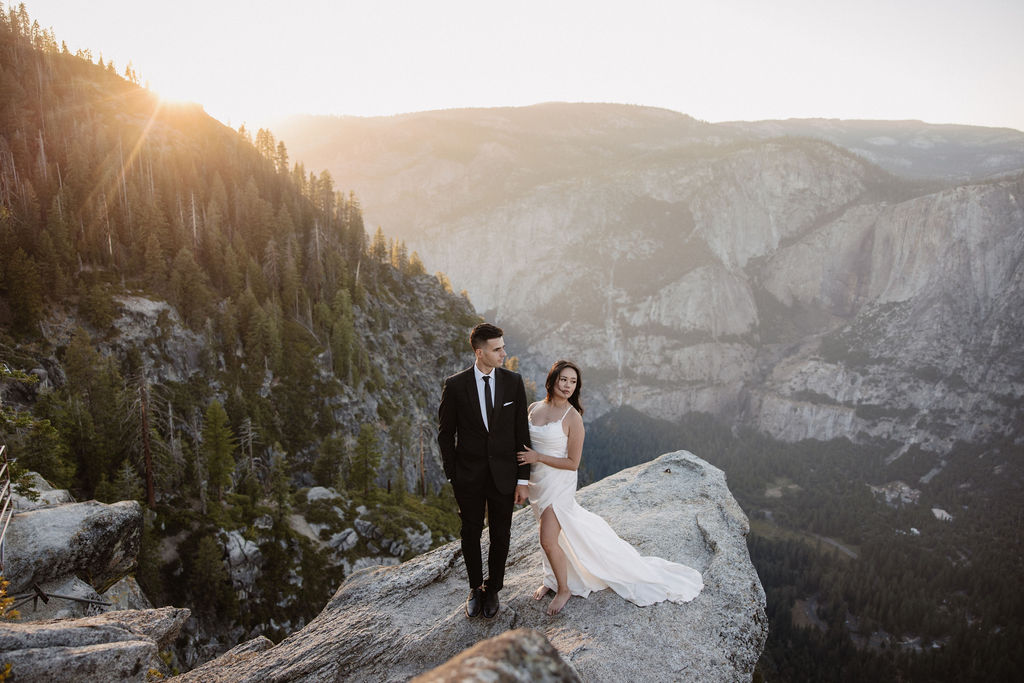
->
[546, 589, 571, 615]
[533, 585, 551, 601]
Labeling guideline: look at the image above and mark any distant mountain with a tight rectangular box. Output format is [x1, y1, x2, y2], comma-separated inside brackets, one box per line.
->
[273, 103, 1024, 464]
[272, 103, 742, 245]
[720, 118, 1024, 182]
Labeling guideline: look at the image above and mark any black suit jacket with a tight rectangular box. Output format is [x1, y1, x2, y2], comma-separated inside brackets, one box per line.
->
[437, 366, 531, 495]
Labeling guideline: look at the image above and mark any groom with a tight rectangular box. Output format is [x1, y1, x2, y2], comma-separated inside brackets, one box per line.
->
[438, 322, 531, 618]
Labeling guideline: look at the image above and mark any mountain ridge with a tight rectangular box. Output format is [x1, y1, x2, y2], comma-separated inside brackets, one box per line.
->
[272, 103, 1024, 465]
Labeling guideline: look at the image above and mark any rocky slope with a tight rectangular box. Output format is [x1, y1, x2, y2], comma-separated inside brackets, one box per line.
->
[1, 491, 189, 680]
[178, 451, 766, 682]
[273, 104, 1024, 459]
[0, 608, 191, 682]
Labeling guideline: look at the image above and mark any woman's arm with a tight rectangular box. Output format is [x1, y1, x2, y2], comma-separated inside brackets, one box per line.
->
[563, 412, 584, 471]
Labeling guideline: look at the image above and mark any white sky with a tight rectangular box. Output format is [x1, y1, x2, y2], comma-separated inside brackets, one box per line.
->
[18, 0, 1024, 132]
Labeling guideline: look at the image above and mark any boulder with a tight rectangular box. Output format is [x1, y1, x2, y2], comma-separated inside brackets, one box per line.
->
[3, 500, 142, 593]
[102, 576, 155, 612]
[306, 486, 341, 502]
[410, 628, 580, 682]
[11, 471, 75, 511]
[404, 524, 433, 555]
[329, 528, 358, 552]
[0, 606, 190, 682]
[224, 529, 263, 593]
[9, 576, 107, 621]
[0, 640, 159, 682]
[179, 451, 767, 681]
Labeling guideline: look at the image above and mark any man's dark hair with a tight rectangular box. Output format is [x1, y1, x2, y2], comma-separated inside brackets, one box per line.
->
[470, 322, 503, 350]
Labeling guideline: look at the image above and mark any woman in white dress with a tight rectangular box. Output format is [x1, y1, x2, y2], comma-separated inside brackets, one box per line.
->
[517, 360, 703, 615]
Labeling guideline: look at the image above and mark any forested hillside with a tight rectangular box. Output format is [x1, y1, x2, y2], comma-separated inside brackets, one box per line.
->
[0, 5, 475, 666]
[585, 409, 1024, 681]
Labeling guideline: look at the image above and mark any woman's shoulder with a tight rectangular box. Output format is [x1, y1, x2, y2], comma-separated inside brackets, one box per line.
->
[565, 405, 584, 427]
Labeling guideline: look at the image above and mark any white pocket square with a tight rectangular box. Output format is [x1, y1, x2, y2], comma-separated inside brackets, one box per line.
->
[503, 401, 513, 407]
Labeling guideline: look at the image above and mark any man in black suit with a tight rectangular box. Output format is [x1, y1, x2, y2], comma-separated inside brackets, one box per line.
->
[438, 322, 531, 618]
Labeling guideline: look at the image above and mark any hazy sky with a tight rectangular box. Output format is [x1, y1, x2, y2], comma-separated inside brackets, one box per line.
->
[20, 0, 1024, 132]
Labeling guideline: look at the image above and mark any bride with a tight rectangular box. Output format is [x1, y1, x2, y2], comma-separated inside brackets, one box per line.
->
[517, 360, 703, 615]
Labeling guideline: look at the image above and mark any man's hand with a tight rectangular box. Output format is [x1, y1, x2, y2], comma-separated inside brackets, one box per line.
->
[514, 483, 530, 506]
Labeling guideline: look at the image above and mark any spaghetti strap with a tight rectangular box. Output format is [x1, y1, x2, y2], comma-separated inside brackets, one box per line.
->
[559, 405, 573, 422]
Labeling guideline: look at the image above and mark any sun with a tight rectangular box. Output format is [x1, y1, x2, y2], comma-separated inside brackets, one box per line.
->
[145, 72, 203, 108]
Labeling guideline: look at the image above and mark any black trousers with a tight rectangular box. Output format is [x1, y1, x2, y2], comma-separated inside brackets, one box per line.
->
[454, 473, 514, 592]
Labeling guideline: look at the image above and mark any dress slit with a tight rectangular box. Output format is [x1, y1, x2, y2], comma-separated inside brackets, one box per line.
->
[527, 408, 703, 606]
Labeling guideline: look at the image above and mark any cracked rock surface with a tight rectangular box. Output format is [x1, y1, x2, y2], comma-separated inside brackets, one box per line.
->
[178, 451, 766, 682]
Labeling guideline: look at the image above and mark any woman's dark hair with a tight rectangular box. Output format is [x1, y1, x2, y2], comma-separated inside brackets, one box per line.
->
[545, 359, 584, 416]
[470, 322, 503, 349]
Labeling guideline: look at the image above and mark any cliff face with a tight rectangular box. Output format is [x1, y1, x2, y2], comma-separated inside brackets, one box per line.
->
[276, 105, 1024, 457]
[750, 179, 1024, 450]
[179, 451, 767, 682]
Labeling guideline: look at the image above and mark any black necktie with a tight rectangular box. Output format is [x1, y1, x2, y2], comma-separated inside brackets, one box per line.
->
[482, 375, 493, 430]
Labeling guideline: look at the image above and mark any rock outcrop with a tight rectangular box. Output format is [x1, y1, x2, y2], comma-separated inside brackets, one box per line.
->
[0, 607, 190, 682]
[0, 489, 194, 680]
[178, 451, 766, 682]
[10, 472, 75, 510]
[4, 500, 142, 594]
[410, 628, 581, 682]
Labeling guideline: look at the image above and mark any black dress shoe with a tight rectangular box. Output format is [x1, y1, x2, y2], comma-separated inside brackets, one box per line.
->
[482, 588, 499, 618]
[466, 588, 484, 618]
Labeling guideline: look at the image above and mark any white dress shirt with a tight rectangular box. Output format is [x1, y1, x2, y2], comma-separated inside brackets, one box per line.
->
[473, 364, 495, 431]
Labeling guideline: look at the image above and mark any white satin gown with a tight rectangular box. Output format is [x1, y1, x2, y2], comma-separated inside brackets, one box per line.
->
[527, 405, 703, 606]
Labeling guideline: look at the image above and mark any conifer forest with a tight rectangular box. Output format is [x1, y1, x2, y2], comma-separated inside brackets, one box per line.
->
[0, 4, 475, 654]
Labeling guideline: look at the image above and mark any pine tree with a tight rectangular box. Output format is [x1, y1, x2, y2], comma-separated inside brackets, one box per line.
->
[389, 415, 412, 496]
[267, 450, 290, 518]
[56, 327, 126, 494]
[390, 239, 409, 273]
[407, 251, 427, 276]
[143, 233, 166, 292]
[330, 288, 356, 379]
[275, 141, 289, 175]
[168, 247, 212, 328]
[351, 423, 382, 495]
[81, 282, 116, 330]
[111, 459, 144, 501]
[369, 227, 388, 263]
[189, 534, 237, 622]
[4, 248, 43, 332]
[312, 434, 345, 488]
[201, 400, 236, 502]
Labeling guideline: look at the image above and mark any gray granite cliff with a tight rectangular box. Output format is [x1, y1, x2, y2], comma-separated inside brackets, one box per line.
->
[180, 451, 766, 682]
